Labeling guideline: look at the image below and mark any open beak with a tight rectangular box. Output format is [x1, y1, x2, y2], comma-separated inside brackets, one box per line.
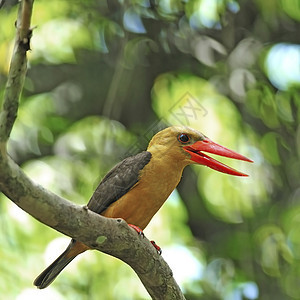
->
[183, 138, 253, 176]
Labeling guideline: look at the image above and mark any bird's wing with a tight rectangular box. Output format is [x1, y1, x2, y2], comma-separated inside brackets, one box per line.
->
[87, 151, 152, 214]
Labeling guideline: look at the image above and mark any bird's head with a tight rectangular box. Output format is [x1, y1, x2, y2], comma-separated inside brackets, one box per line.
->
[147, 126, 253, 176]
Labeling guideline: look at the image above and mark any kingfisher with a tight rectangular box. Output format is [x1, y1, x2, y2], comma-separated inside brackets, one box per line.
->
[34, 126, 252, 288]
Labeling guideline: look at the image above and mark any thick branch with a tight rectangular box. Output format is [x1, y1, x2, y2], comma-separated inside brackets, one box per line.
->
[0, 1, 186, 299]
[0, 153, 185, 299]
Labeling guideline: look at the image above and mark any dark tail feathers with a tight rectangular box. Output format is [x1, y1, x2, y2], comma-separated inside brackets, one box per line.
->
[34, 239, 83, 289]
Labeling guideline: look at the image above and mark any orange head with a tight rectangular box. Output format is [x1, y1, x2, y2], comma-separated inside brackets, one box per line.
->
[147, 126, 252, 176]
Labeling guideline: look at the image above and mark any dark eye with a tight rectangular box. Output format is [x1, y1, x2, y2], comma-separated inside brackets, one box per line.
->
[177, 133, 190, 144]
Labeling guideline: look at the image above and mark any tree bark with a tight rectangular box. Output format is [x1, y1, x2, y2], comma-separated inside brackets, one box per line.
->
[0, 1, 186, 299]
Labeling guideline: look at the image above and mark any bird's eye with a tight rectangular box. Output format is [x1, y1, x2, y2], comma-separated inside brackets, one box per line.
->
[177, 133, 190, 144]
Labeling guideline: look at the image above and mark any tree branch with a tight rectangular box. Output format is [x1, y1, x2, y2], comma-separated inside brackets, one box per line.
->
[0, 1, 186, 299]
[0, 0, 33, 142]
[0, 153, 185, 299]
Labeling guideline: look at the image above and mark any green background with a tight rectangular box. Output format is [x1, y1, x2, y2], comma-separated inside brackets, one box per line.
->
[1, 0, 300, 299]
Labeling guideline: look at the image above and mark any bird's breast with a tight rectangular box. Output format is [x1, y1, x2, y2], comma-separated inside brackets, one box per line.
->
[101, 157, 184, 229]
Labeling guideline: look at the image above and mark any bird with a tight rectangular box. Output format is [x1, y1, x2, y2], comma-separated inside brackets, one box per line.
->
[34, 125, 252, 289]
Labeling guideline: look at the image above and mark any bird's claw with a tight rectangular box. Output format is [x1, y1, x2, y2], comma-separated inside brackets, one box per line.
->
[128, 224, 145, 238]
[128, 224, 161, 254]
[151, 240, 162, 255]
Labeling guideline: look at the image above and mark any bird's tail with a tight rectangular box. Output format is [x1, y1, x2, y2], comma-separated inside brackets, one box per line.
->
[34, 239, 89, 289]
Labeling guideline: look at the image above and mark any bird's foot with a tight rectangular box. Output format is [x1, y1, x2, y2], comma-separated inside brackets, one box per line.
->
[151, 240, 162, 255]
[128, 224, 145, 238]
[128, 224, 162, 254]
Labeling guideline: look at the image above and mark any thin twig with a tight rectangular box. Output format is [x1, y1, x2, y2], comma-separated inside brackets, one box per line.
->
[0, 0, 34, 143]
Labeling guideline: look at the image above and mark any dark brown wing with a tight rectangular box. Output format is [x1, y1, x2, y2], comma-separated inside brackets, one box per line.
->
[87, 151, 151, 214]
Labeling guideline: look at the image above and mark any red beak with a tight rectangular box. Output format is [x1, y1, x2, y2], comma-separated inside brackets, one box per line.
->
[183, 138, 253, 176]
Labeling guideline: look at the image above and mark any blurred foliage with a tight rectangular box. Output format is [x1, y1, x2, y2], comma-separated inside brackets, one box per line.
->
[1, 0, 300, 299]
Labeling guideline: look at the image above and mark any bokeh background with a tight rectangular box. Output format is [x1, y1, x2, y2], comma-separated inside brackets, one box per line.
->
[1, 0, 300, 299]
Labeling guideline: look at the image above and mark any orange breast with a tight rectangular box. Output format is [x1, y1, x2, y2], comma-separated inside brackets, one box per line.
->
[101, 184, 166, 230]
[101, 157, 184, 230]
